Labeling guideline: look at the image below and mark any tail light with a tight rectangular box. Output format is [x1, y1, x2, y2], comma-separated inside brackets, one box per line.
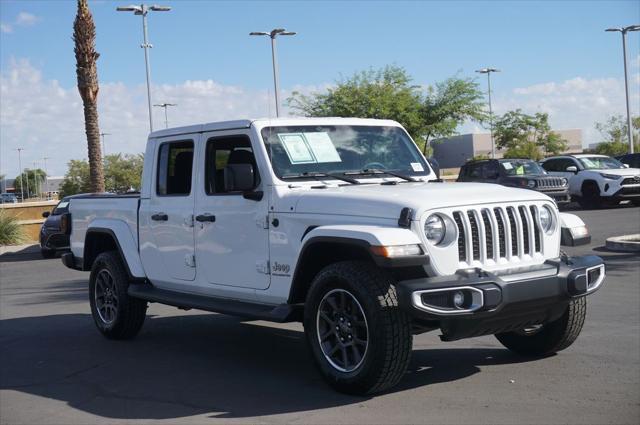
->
[60, 213, 71, 235]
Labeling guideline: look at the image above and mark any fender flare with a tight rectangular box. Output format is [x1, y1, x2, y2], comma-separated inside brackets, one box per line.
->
[84, 219, 146, 279]
[559, 213, 591, 246]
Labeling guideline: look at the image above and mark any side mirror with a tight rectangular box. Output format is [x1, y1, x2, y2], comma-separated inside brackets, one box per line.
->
[42, 211, 50, 218]
[566, 166, 578, 173]
[224, 163, 255, 192]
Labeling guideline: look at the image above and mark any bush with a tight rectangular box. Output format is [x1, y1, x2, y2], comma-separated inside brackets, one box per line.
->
[0, 210, 25, 246]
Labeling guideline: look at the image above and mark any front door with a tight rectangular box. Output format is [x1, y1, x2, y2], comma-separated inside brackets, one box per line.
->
[194, 131, 270, 290]
[140, 137, 197, 285]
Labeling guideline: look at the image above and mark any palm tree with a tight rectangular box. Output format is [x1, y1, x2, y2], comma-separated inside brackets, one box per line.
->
[73, 0, 104, 193]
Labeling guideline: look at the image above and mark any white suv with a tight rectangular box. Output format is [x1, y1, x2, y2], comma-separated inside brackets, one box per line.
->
[540, 154, 640, 208]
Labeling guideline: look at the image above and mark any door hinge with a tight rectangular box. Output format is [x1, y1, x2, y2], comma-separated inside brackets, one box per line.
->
[256, 260, 270, 274]
[256, 215, 269, 229]
[185, 254, 196, 268]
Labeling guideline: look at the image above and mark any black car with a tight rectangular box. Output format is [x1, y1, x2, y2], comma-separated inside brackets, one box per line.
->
[457, 158, 571, 203]
[615, 153, 640, 169]
[40, 197, 71, 258]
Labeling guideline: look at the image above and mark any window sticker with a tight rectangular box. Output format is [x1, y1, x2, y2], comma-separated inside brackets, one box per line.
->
[410, 162, 424, 172]
[303, 132, 342, 163]
[502, 162, 513, 170]
[57, 201, 69, 209]
[278, 133, 316, 164]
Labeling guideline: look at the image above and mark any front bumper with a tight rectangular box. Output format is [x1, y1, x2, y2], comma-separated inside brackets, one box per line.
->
[612, 185, 640, 199]
[396, 255, 605, 341]
[538, 188, 571, 203]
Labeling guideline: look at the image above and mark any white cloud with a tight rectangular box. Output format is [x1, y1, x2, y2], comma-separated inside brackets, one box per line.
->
[0, 59, 304, 176]
[0, 23, 12, 34]
[15, 12, 40, 27]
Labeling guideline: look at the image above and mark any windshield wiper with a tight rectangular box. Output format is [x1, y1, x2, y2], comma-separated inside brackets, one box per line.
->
[344, 169, 418, 182]
[281, 172, 361, 185]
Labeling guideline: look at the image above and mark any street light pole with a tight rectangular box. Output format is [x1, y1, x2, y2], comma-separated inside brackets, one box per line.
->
[117, 4, 172, 133]
[606, 25, 640, 154]
[32, 161, 39, 199]
[250, 28, 296, 117]
[15, 148, 24, 202]
[476, 68, 500, 159]
[153, 103, 177, 128]
[100, 132, 111, 159]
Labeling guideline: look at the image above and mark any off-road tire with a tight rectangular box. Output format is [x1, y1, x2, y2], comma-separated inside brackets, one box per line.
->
[41, 248, 56, 259]
[304, 261, 412, 395]
[495, 297, 586, 356]
[89, 251, 147, 340]
[578, 181, 602, 209]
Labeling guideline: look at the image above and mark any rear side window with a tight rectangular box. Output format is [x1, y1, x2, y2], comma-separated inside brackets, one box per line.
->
[467, 163, 483, 178]
[156, 141, 194, 196]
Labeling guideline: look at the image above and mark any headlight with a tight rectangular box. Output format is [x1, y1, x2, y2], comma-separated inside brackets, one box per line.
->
[527, 180, 536, 188]
[424, 214, 446, 245]
[539, 206, 555, 234]
[601, 173, 622, 180]
[561, 178, 568, 186]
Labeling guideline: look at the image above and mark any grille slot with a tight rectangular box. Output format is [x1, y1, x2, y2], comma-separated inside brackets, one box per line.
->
[518, 206, 531, 255]
[453, 212, 466, 262]
[494, 208, 506, 258]
[481, 209, 494, 260]
[467, 211, 480, 261]
[530, 206, 541, 252]
[506, 207, 518, 256]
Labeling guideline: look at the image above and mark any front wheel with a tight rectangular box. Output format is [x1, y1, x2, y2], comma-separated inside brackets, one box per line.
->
[89, 251, 147, 340]
[304, 261, 412, 395]
[495, 297, 586, 356]
[578, 182, 602, 209]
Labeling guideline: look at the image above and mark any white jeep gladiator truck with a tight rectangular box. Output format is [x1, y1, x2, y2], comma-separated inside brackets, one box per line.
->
[62, 118, 605, 394]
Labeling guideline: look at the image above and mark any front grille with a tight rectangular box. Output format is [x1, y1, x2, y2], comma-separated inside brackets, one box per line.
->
[454, 204, 543, 264]
[621, 177, 640, 186]
[537, 177, 565, 188]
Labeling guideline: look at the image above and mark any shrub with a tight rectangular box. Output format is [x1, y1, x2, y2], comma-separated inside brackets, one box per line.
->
[0, 210, 25, 246]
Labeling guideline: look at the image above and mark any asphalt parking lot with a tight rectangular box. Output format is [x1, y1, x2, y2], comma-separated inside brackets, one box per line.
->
[1, 204, 638, 425]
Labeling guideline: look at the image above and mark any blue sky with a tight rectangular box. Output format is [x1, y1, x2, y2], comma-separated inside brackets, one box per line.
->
[1, 0, 639, 176]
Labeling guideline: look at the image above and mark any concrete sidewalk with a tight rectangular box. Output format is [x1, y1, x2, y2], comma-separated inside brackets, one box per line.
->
[0, 243, 39, 256]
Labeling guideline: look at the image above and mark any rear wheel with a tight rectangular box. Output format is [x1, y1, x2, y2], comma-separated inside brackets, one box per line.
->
[495, 297, 586, 356]
[89, 251, 147, 340]
[304, 261, 412, 395]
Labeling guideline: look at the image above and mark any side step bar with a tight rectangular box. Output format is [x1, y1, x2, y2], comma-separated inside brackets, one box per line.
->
[128, 284, 301, 323]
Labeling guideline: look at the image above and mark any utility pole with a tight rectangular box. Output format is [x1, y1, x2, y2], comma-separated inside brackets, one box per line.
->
[43, 157, 50, 198]
[476, 68, 500, 158]
[100, 132, 111, 159]
[15, 148, 24, 202]
[153, 103, 177, 128]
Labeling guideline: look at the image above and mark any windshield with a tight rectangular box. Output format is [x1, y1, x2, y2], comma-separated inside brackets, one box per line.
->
[499, 159, 546, 176]
[578, 156, 625, 170]
[260, 125, 431, 180]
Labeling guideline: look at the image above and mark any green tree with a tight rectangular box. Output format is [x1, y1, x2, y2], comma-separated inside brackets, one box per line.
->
[59, 154, 144, 197]
[289, 65, 425, 141]
[13, 169, 47, 198]
[593, 114, 640, 155]
[420, 76, 488, 154]
[494, 110, 568, 160]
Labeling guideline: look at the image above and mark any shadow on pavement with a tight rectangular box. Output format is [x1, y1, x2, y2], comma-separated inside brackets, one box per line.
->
[0, 313, 540, 420]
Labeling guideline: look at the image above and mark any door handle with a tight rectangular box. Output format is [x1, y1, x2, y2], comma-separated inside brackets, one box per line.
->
[151, 213, 168, 221]
[195, 213, 216, 223]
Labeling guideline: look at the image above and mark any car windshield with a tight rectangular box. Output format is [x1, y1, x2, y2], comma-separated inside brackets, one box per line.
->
[52, 200, 69, 215]
[499, 159, 546, 175]
[260, 125, 431, 180]
[578, 156, 625, 170]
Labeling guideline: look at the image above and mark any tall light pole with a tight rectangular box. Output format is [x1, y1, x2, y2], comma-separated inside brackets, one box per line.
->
[100, 132, 111, 159]
[606, 25, 640, 154]
[43, 157, 50, 198]
[154, 103, 177, 128]
[117, 4, 172, 133]
[32, 161, 39, 199]
[15, 148, 24, 202]
[250, 28, 296, 117]
[476, 68, 500, 158]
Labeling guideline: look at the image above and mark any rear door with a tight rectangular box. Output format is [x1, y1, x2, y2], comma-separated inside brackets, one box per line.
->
[139, 136, 197, 285]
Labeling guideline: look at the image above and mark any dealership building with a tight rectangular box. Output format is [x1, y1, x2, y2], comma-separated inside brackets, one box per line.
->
[431, 129, 583, 169]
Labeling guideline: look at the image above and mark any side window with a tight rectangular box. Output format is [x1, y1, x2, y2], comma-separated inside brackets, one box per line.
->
[483, 161, 498, 179]
[468, 163, 482, 178]
[205, 135, 259, 194]
[558, 158, 575, 171]
[542, 159, 558, 172]
[156, 141, 194, 196]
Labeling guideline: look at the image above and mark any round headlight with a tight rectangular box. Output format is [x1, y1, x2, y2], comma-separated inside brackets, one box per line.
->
[527, 180, 536, 188]
[539, 206, 554, 234]
[424, 214, 446, 245]
[561, 178, 568, 186]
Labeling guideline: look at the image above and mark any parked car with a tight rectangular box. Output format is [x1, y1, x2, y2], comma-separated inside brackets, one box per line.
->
[61, 117, 604, 395]
[1, 193, 18, 204]
[540, 154, 640, 208]
[457, 158, 570, 204]
[39, 197, 72, 258]
[616, 153, 640, 169]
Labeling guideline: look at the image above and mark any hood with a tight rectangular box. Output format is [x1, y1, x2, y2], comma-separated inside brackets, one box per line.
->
[291, 182, 551, 220]
[591, 168, 640, 177]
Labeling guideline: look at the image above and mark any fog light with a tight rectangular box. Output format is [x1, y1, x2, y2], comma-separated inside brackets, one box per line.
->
[453, 291, 465, 309]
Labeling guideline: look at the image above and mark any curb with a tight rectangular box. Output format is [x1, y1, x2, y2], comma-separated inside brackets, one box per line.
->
[0, 243, 40, 256]
[605, 234, 640, 252]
